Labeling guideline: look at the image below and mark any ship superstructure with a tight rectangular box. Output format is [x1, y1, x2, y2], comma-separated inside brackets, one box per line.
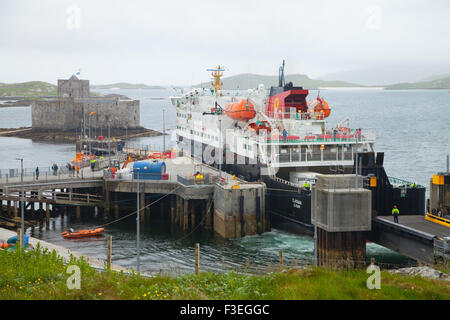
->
[171, 62, 423, 229]
[172, 62, 375, 182]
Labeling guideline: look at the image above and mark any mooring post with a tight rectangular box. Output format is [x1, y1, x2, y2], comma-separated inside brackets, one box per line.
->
[107, 235, 112, 271]
[16, 228, 21, 252]
[279, 250, 283, 272]
[195, 243, 200, 275]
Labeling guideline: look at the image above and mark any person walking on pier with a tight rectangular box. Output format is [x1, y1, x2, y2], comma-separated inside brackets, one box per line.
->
[52, 163, 58, 176]
[392, 205, 400, 223]
[35, 166, 39, 180]
[75, 165, 80, 177]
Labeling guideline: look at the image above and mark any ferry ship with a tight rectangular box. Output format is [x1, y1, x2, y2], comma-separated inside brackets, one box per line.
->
[170, 62, 425, 233]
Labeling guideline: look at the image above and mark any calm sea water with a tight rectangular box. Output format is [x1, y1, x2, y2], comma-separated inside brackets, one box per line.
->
[1, 88, 449, 272]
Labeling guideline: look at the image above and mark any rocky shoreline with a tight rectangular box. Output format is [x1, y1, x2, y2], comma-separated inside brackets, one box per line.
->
[0, 126, 162, 142]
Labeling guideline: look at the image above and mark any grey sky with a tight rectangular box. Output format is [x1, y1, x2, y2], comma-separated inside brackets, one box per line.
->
[1, 0, 449, 85]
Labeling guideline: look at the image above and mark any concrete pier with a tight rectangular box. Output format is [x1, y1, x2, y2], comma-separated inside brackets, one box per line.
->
[312, 174, 371, 268]
[213, 182, 267, 239]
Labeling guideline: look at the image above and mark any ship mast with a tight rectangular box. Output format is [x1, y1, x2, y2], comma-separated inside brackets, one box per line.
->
[207, 65, 225, 96]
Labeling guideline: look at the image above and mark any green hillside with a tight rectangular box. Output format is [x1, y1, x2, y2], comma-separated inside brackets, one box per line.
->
[196, 73, 363, 90]
[0, 81, 57, 97]
[91, 82, 165, 89]
[386, 77, 450, 89]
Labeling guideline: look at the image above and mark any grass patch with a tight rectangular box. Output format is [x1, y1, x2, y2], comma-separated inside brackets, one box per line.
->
[0, 246, 448, 300]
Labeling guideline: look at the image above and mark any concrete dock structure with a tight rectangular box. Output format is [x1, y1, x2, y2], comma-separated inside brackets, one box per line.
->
[0, 156, 267, 239]
[312, 174, 372, 268]
[1, 152, 449, 266]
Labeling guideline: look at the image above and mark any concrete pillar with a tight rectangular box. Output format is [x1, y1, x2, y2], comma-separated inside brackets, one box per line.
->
[160, 199, 165, 218]
[317, 228, 366, 269]
[176, 196, 181, 226]
[114, 194, 119, 220]
[183, 199, 189, 230]
[191, 204, 196, 230]
[205, 199, 212, 231]
[170, 196, 175, 225]
[46, 204, 50, 230]
[140, 192, 145, 222]
[76, 206, 81, 220]
[7, 200, 11, 217]
[104, 189, 111, 218]
[14, 201, 18, 218]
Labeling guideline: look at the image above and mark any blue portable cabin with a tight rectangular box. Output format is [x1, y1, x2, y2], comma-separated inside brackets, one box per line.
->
[133, 160, 166, 180]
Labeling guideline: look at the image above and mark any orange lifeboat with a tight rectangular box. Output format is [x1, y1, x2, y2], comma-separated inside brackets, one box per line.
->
[307, 97, 331, 118]
[225, 99, 256, 122]
[62, 228, 104, 239]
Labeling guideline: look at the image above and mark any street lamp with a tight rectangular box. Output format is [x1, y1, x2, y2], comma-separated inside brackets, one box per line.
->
[108, 120, 111, 169]
[218, 118, 222, 179]
[89, 111, 95, 156]
[136, 167, 140, 273]
[162, 107, 166, 152]
[15, 158, 24, 249]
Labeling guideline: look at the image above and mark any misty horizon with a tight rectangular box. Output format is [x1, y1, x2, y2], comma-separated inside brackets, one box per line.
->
[1, 0, 449, 86]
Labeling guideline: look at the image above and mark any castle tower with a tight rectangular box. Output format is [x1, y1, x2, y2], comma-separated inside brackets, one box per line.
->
[57, 74, 89, 99]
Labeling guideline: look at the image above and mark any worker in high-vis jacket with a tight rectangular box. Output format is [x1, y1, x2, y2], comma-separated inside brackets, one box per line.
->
[392, 205, 399, 223]
[302, 181, 310, 190]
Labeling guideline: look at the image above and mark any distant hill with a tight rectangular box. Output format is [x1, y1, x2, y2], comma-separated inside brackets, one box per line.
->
[319, 66, 448, 86]
[91, 83, 165, 90]
[0, 81, 57, 97]
[418, 73, 450, 82]
[196, 73, 363, 90]
[385, 77, 450, 89]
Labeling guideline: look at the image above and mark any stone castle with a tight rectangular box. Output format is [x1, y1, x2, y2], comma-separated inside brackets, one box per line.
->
[32, 75, 140, 130]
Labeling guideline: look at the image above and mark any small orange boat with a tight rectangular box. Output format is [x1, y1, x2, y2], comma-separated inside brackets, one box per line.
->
[225, 99, 256, 122]
[62, 228, 104, 239]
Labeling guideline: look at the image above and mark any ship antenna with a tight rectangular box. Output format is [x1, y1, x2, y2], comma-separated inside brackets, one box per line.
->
[278, 60, 285, 87]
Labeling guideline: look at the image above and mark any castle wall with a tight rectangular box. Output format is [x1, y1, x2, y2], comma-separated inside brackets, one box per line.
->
[32, 98, 140, 130]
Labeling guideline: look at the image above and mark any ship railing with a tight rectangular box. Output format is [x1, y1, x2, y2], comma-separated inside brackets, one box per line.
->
[388, 176, 424, 188]
[266, 111, 326, 121]
[255, 129, 376, 144]
[270, 176, 303, 189]
[273, 150, 355, 164]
